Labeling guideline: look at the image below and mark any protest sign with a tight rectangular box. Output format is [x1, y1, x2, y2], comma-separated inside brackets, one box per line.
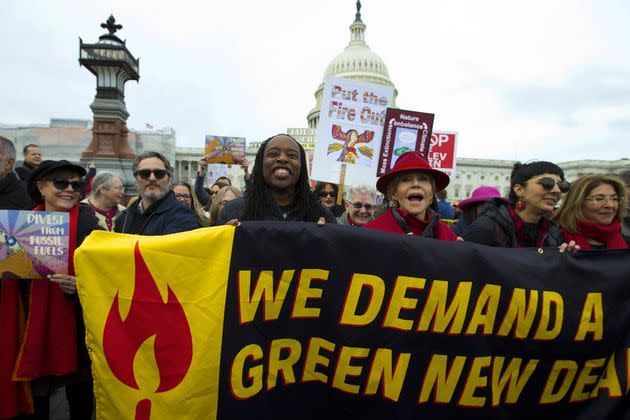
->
[0, 209, 69, 279]
[377, 108, 435, 175]
[204, 136, 246, 164]
[206, 164, 229, 187]
[76, 224, 630, 419]
[427, 131, 458, 177]
[311, 77, 394, 187]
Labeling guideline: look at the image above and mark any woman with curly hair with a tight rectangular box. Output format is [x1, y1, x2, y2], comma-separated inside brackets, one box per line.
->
[216, 134, 335, 224]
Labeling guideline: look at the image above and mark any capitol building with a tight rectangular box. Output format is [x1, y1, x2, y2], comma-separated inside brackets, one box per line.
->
[1, 4, 628, 200]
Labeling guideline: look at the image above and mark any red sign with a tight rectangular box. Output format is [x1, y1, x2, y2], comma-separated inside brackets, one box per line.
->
[427, 132, 458, 177]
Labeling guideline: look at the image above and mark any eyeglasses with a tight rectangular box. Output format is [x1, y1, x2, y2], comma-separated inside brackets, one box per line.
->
[349, 201, 374, 211]
[134, 169, 168, 180]
[174, 193, 192, 200]
[319, 191, 337, 198]
[526, 177, 571, 193]
[51, 177, 84, 192]
[584, 195, 623, 205]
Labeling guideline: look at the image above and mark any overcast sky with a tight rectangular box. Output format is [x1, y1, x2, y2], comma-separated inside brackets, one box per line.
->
[2, 0, 629, 162]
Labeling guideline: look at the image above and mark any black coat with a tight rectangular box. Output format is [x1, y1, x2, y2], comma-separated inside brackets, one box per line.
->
[0, 172, 33, 210]
[217, 192, 337, 225]
[463, 198, 564, 248]
[115, 191, 198, 235]
[14, 162, 36, 182]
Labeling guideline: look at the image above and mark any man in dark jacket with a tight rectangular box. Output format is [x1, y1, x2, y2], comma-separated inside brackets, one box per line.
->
[115, 151, 197, 235]
[0, 137, 32, 210]
[15, 144, 42, 181]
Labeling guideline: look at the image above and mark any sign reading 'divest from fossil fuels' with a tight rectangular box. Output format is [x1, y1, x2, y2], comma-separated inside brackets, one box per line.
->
[311, 76, 394, 187]
[0, 209, 69, 279]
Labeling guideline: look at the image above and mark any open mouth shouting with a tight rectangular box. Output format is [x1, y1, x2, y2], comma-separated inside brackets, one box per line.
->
[272, 166, 291, 180]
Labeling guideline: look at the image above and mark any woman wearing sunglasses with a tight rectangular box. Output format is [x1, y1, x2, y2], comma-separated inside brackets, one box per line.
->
[364, 151, 458, 240]
[314, 182, 345, 217]
[172, 182, 211, 227]
[553, 174, 628, 250]
[464, 161, 570, 248]
[10, 160, 100, 418]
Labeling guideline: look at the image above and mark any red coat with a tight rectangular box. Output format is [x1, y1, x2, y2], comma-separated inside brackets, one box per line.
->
[364, 208, 458, 241]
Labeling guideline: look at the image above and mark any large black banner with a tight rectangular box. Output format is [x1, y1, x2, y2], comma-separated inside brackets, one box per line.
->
[218, 222, 630, 419]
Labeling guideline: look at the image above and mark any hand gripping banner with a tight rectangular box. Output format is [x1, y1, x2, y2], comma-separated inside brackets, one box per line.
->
[75, 223, 630, 419]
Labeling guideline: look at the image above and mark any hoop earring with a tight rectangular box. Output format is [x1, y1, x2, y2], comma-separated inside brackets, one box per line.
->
[516, 201, 526, 211]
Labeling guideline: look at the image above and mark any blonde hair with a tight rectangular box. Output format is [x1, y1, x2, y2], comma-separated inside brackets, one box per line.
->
[209, 186, 242, 225]
[553, 174, 626, 233]
[172, 182, 210, 227]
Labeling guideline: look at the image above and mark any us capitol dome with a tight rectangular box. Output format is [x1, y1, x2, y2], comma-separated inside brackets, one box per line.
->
[306, 1, 398, 129]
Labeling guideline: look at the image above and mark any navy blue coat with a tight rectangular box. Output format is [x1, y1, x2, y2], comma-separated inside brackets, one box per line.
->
[115, 191, 198, 235]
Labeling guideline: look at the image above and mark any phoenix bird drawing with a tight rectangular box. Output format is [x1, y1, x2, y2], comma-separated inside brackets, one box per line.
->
[328, 125, 375, 164]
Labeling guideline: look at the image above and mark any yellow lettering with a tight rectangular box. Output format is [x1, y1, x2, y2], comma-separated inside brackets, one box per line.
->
[419, 354, 466, 404]
[574, 293, 603, 341]
[533, 291, 564, 340]
[458, 356, 491, 407]
[230, 344, 263, 399]
[465, 285, 501, 335]
[291, 269, 328, 318]
[590, 353, 622, 398]
[539, 360, 577, 404]
[365, 348, 411, 402]
[569, 358, 606, 402]
[332, 346, 370, 394]
[238, 270, 294, 324]
[267, 339, 302, 391]
[417, 281, 471, 334]
[497, 289, 538, 339]
[302, 337, 335, 384]
[491, 357, 538, 406]
[383, 276, 426, 331]
[339, 274, 385, 326]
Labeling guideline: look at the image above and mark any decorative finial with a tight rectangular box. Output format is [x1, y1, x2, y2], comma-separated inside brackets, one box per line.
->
[101, 15, 123, 35]
[354, 0, 362, 23]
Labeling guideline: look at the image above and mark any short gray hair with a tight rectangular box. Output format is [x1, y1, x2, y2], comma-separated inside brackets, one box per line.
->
[0, 136, 16, 160]
[91, 171, 122, 197]
[346, 185, 376, 201]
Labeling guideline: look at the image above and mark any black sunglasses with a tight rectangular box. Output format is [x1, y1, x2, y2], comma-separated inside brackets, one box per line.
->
[51, 177, 84, 192]
[527, 177, 570, 193]
[349, 201, 374, 211]
[134, 169, 168, 180]
[319, 191, 337, 198]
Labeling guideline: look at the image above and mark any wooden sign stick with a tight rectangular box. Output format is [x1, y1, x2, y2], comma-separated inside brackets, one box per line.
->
[336, 164, 347, 206]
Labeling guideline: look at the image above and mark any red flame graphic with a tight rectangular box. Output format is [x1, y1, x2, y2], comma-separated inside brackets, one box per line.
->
[103, 242, 193, 393]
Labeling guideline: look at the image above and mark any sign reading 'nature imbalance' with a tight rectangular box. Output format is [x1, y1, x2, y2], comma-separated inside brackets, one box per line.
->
[75, 224, 630, 419]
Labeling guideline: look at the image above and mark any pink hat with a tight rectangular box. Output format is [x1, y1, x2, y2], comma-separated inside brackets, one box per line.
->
[376, 151, 450, 194]
[458, 186, 504, 210]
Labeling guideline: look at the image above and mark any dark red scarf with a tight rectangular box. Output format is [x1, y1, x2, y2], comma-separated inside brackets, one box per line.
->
[0, 204, 79, 416]
[507, 205, 551, 248]
[562, 220, 628, 250]
[89, 200, 117, 231]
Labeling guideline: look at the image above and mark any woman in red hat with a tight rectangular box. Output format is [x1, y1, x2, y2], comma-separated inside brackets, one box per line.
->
[553, 174, 627, 250]
[364, 151, 457, 240]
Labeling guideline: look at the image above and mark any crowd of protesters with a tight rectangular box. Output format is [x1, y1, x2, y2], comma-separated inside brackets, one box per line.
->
[0, 133, 628, 419]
